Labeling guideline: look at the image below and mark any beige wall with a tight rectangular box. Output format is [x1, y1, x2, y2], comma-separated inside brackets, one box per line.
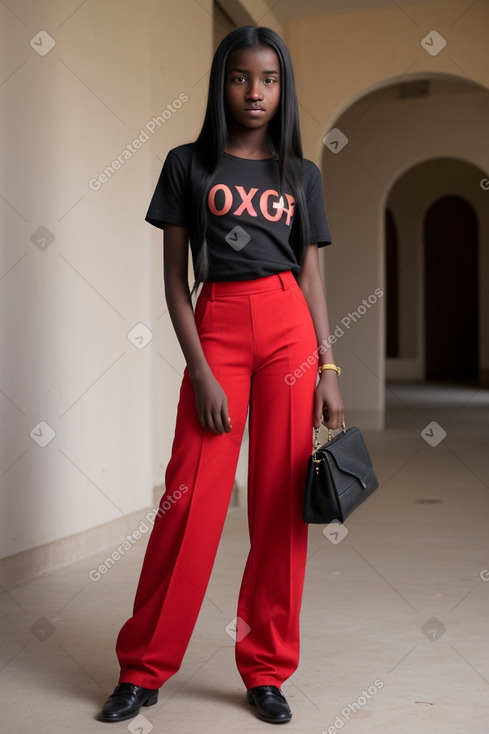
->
[0, 0, 217, 568]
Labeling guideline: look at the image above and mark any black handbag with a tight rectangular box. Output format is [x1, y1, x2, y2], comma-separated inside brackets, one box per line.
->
[303, 422, 379, 523]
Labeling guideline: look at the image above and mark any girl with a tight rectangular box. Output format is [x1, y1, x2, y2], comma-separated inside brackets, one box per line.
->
[100, 25, 343, 725]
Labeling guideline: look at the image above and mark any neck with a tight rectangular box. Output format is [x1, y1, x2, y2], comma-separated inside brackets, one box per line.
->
[225, 125, 273, 159]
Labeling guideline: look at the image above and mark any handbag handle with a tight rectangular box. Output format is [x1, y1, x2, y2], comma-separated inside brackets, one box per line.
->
[311, 420, 346, 474]
[327, 419, 346, 443]
[312, 419, 346, 455]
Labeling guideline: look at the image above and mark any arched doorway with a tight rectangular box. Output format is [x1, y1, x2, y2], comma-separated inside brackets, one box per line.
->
[424, 196, 479, 382]
[384, 158, 486, 389]
[320, 74, 489, 426]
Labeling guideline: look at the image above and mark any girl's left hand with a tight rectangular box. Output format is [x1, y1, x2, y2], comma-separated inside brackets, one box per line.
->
[314, 371, 344, 429]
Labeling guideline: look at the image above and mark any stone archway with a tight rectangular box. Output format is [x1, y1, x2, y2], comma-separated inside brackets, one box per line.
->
[319, 74, 489, 427]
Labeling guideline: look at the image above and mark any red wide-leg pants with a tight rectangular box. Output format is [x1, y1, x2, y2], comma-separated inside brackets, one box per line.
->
[116, 271, 318, 690]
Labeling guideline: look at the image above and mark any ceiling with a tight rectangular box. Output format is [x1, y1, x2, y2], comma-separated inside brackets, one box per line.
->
[262, 0, 444, 23]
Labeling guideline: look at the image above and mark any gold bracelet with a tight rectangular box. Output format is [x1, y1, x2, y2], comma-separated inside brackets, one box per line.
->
[318, 363, 341, 376]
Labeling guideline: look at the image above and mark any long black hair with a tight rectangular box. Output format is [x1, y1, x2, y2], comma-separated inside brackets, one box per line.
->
[189, 25, 310, 287]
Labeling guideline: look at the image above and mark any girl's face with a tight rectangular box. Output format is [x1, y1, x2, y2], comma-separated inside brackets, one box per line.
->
[224, 45, 281, 131]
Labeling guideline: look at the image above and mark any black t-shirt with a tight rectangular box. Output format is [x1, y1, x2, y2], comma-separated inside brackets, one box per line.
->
[145, 143, 331, 281]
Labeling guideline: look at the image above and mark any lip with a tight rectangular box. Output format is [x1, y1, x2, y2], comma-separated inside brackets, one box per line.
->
[244, 107, 265, 115]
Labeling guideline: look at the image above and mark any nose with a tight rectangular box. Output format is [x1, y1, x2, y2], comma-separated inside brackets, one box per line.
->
[246, 79, 263, 100]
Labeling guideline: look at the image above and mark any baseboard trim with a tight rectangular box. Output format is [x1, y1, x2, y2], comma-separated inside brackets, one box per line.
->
[0, 508, 153, 590]
[0, 482, 241, 589]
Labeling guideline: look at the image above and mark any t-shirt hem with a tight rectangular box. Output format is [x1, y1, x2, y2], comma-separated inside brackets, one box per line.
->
[310, 236, 332, 247]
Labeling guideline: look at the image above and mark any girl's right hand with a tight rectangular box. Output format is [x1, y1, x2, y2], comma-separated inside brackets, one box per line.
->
[191, 370, 232, 435]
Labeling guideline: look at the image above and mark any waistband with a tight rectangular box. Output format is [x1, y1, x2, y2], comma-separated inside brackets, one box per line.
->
[200, 271, 297, 299]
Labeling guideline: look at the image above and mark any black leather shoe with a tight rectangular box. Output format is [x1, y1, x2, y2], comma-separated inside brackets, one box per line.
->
[99, 682, 159, 722]
[246, 685, 292, 724]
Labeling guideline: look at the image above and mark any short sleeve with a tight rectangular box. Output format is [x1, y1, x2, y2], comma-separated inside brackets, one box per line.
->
[145, 146, 191, 230]
[302, 159, 332, 247]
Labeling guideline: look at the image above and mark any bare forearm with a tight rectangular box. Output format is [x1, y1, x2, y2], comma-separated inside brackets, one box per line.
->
[298, 245, 344, 428]
[297, 248, 337, 366]
[162, 224, 211, 381]
[164, 271, 211, 382]
[299, 271, 336, 364]
[162, 224, 231, 434]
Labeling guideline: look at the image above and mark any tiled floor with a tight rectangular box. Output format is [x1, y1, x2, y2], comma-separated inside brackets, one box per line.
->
[2, 382, 489, 733]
